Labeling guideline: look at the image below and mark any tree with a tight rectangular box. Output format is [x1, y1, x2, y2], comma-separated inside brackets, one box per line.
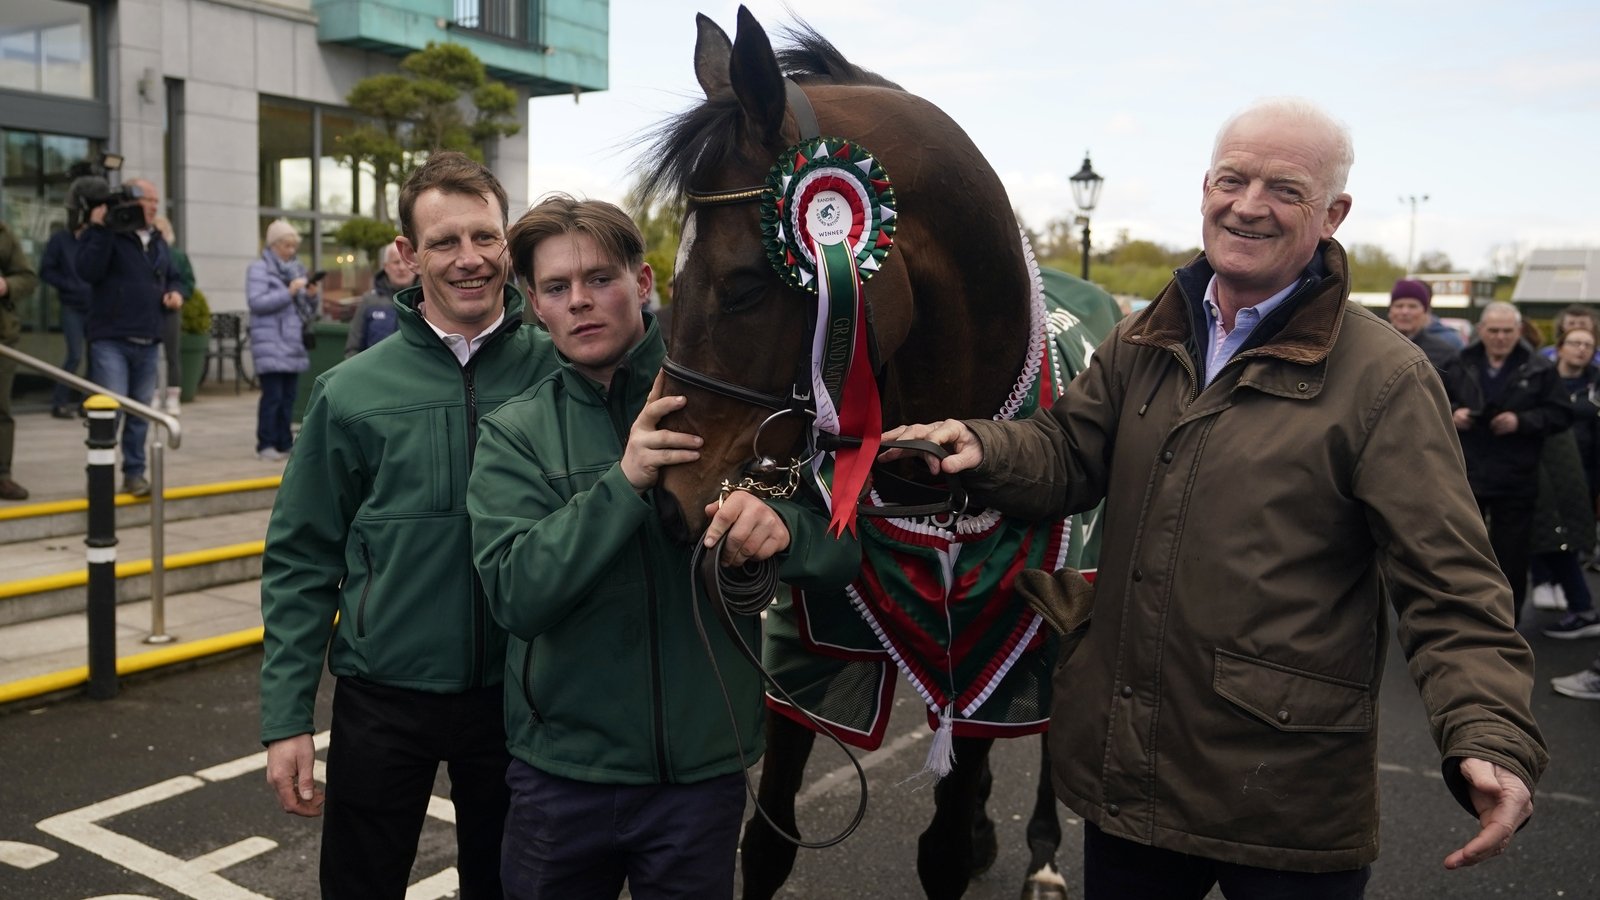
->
[1414, 250, 1455, 274]
[334, 43, 522, 225]
[626, 179, 682, 307]
[1344, 243, 1405, 293]
[333, 218, 400, 267]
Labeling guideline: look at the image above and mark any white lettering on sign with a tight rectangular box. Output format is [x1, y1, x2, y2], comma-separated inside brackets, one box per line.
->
[806, 191, 853, 246]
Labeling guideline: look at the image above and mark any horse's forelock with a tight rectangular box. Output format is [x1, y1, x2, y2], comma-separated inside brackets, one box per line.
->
[635, 17, 902, 209]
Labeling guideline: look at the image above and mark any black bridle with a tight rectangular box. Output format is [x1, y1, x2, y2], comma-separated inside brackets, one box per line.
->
[663, 79, 966, 521]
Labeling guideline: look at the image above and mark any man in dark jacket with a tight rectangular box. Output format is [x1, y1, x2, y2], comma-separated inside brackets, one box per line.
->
[75, 177, 182, 496]
[1441, 300, 1573, 623]
[260, 153, 557, 900]
[470, 196, 858, 898]
[887, 99, 1545, 898]
[0, 217, 40, 500]
[343, 242, 416, 358]
[40, 221, 91, 418]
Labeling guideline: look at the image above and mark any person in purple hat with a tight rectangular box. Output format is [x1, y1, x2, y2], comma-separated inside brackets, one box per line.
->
[1388, 278, 1456, 369]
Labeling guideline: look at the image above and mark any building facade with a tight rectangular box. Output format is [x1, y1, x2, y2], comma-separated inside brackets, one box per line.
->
[1, 0, 607, 361]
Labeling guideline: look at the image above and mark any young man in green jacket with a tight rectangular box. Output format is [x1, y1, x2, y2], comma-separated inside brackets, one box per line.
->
[469, 196, 859, 899]
[259, 153, 556, 899]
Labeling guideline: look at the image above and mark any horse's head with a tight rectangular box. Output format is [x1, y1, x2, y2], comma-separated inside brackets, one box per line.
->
[644, 7, 1030, 538]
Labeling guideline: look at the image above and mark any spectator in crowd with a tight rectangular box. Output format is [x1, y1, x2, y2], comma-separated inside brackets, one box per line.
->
[153, 216, 194, 416]
[245, 220, 318, 462]
[1540, 304, 1600, 365]
[887, 98, 1545, 897]
[0, 216, 39, 501]
[39, 219, 91, 419]
[76, 177, 183, 497]
[259, 152, 557, 900]
[1441, 301, 1573, 623]
[1387, 278, 1456, 369]
[1529, 326, 1600, 632]
[343, 242, 415, 358]
[469, 196, 858, 897]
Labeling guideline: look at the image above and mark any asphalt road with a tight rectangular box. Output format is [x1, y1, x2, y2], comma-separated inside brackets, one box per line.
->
[3, 616, 1597, 900]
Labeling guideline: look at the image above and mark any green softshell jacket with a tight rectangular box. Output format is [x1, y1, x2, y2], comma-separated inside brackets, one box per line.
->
[259, 285, 556, 744]
[470, 318, 861, 785]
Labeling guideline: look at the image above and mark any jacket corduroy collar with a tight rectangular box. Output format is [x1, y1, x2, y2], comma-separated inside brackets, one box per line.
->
[1127, 240, 1350, 368]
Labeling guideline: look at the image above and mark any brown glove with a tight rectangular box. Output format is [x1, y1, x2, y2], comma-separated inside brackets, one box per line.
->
[1016, 567, 1095, 664]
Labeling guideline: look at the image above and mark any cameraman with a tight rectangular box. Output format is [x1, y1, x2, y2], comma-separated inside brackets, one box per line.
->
[75, 177, 183, 497]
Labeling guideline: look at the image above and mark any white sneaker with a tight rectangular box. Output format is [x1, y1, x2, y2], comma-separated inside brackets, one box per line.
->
[257, 448, 288, 462]
[165, 386, 181, 416]
[1551, 667, 1600, 700]
[1532, 583, 1568, 611]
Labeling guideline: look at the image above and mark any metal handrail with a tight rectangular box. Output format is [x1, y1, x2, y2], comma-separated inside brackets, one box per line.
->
[0, 342, 181, 643]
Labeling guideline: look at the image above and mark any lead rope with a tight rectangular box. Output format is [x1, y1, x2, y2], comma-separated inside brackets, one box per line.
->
[688, 529, 869, 849]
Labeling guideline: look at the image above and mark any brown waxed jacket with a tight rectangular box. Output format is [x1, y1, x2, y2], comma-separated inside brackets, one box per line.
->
[964, 240, 1546, 872]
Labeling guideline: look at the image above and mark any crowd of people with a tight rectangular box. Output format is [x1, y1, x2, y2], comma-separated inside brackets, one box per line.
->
[1, 95, 1598, 900]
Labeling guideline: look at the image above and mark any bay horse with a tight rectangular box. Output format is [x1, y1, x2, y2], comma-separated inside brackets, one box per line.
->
[638, 8, 1119, 899]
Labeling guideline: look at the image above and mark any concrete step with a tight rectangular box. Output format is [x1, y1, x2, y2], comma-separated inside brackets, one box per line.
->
[0, 477, 280, 544]
[0, 508, 270, 627]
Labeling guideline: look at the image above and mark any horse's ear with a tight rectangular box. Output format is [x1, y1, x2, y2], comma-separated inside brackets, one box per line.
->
[730, 6, 786, 143]
[693, 13, 733, 101]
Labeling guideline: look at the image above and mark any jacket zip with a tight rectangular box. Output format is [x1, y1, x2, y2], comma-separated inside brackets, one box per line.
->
[355, 538, 374, 637]
[463, 354, 487, 688]
[603, 365, 671, 780]
[520, 641, 543, 724]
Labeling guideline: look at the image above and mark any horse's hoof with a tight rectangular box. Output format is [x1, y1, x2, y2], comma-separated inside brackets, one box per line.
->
[1019, 862, 1069, 900]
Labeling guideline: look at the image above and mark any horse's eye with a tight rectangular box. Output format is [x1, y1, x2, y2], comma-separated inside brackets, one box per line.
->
[722, 284, 766, 314]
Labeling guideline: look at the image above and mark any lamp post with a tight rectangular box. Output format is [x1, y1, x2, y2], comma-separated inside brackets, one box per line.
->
[1070, 153, 1104, 282]
[1400, 193, 1429, 275]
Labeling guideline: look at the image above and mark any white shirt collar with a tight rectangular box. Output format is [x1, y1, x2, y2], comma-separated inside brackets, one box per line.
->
[422, 309, 507, 367]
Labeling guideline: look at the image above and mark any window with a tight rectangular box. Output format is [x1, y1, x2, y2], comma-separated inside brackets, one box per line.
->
[0, 0, 95, 99]
[259, 97, 396, 310]
[0, 127, 93, 332]
[453, 0, 539, 43]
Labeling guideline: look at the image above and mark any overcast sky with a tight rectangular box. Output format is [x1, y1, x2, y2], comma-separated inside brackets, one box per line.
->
[526, 0, 1600, 276]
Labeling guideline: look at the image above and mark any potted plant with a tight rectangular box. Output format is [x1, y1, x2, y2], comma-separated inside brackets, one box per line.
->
[178, 287, 211, 402]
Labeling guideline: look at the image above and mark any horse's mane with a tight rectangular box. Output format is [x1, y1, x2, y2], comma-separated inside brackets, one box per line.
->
[635, 22, 902, 207]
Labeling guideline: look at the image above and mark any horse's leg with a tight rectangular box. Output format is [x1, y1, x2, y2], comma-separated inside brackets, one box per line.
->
[969, 750, 999, 877]
[916, 735, 994, 900]
[740, 713, 817, 900]
[1021, 731, 1069, 899]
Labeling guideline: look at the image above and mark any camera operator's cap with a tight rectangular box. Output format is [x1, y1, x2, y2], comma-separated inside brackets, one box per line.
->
[1390, 278, 1432, 311]
[265, 219, 299, 247]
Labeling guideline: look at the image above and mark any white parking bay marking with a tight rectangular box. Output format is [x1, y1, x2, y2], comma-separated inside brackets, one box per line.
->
[0, 839, 58, 869]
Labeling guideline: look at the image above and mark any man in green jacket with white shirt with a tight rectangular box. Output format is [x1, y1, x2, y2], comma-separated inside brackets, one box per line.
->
[259, 153, 556, 899]
[470, 196, 859, 899]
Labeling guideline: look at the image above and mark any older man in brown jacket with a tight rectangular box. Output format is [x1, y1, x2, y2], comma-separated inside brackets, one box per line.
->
[887, 99, 1545, 899]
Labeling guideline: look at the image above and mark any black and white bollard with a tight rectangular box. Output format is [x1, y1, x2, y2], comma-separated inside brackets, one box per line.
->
[84, 394, 120, 700]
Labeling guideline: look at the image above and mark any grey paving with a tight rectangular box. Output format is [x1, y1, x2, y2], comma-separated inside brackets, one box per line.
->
[1, 383, 280, 696]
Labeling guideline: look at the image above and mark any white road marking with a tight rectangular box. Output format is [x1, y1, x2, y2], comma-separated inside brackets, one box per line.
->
[37, 776, 274, 899]
[796, 725, 927, 808]
[30, 729, 458, 898]
[0, 839, 58, 869]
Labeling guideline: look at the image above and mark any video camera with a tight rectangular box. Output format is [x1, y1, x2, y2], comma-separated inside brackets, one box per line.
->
[67, 153, 146, 235]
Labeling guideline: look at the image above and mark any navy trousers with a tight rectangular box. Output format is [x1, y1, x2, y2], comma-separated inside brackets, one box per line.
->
[1083, 822, 1370, 900]
[500, 759, 745, 900]
[320, 677, 510, 900]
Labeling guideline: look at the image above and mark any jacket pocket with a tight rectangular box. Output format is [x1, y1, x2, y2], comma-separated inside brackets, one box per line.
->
[355, 538, 374, 638]
[1212, 648, 1371, 733]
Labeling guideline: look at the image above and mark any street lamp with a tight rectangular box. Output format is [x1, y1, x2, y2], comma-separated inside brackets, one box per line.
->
[1400, 193, 1429, 275]
[1070, 153, 1104, 281]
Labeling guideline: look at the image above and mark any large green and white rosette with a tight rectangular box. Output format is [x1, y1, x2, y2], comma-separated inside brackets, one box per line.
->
[759, 138, 898, 536]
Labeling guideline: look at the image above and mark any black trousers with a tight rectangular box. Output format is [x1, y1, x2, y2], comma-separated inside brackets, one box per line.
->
[1477, 492, 1537, 625]
[321, 677, 511, 900]
[500, 759, 746, 900]
[1083, 823, 1370, 900]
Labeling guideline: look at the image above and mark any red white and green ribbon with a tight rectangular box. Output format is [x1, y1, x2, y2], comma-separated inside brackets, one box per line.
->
[762, 137, 897, 536]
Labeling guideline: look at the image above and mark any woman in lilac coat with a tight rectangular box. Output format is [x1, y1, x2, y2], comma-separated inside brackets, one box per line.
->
[245, 220, 320, 460]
